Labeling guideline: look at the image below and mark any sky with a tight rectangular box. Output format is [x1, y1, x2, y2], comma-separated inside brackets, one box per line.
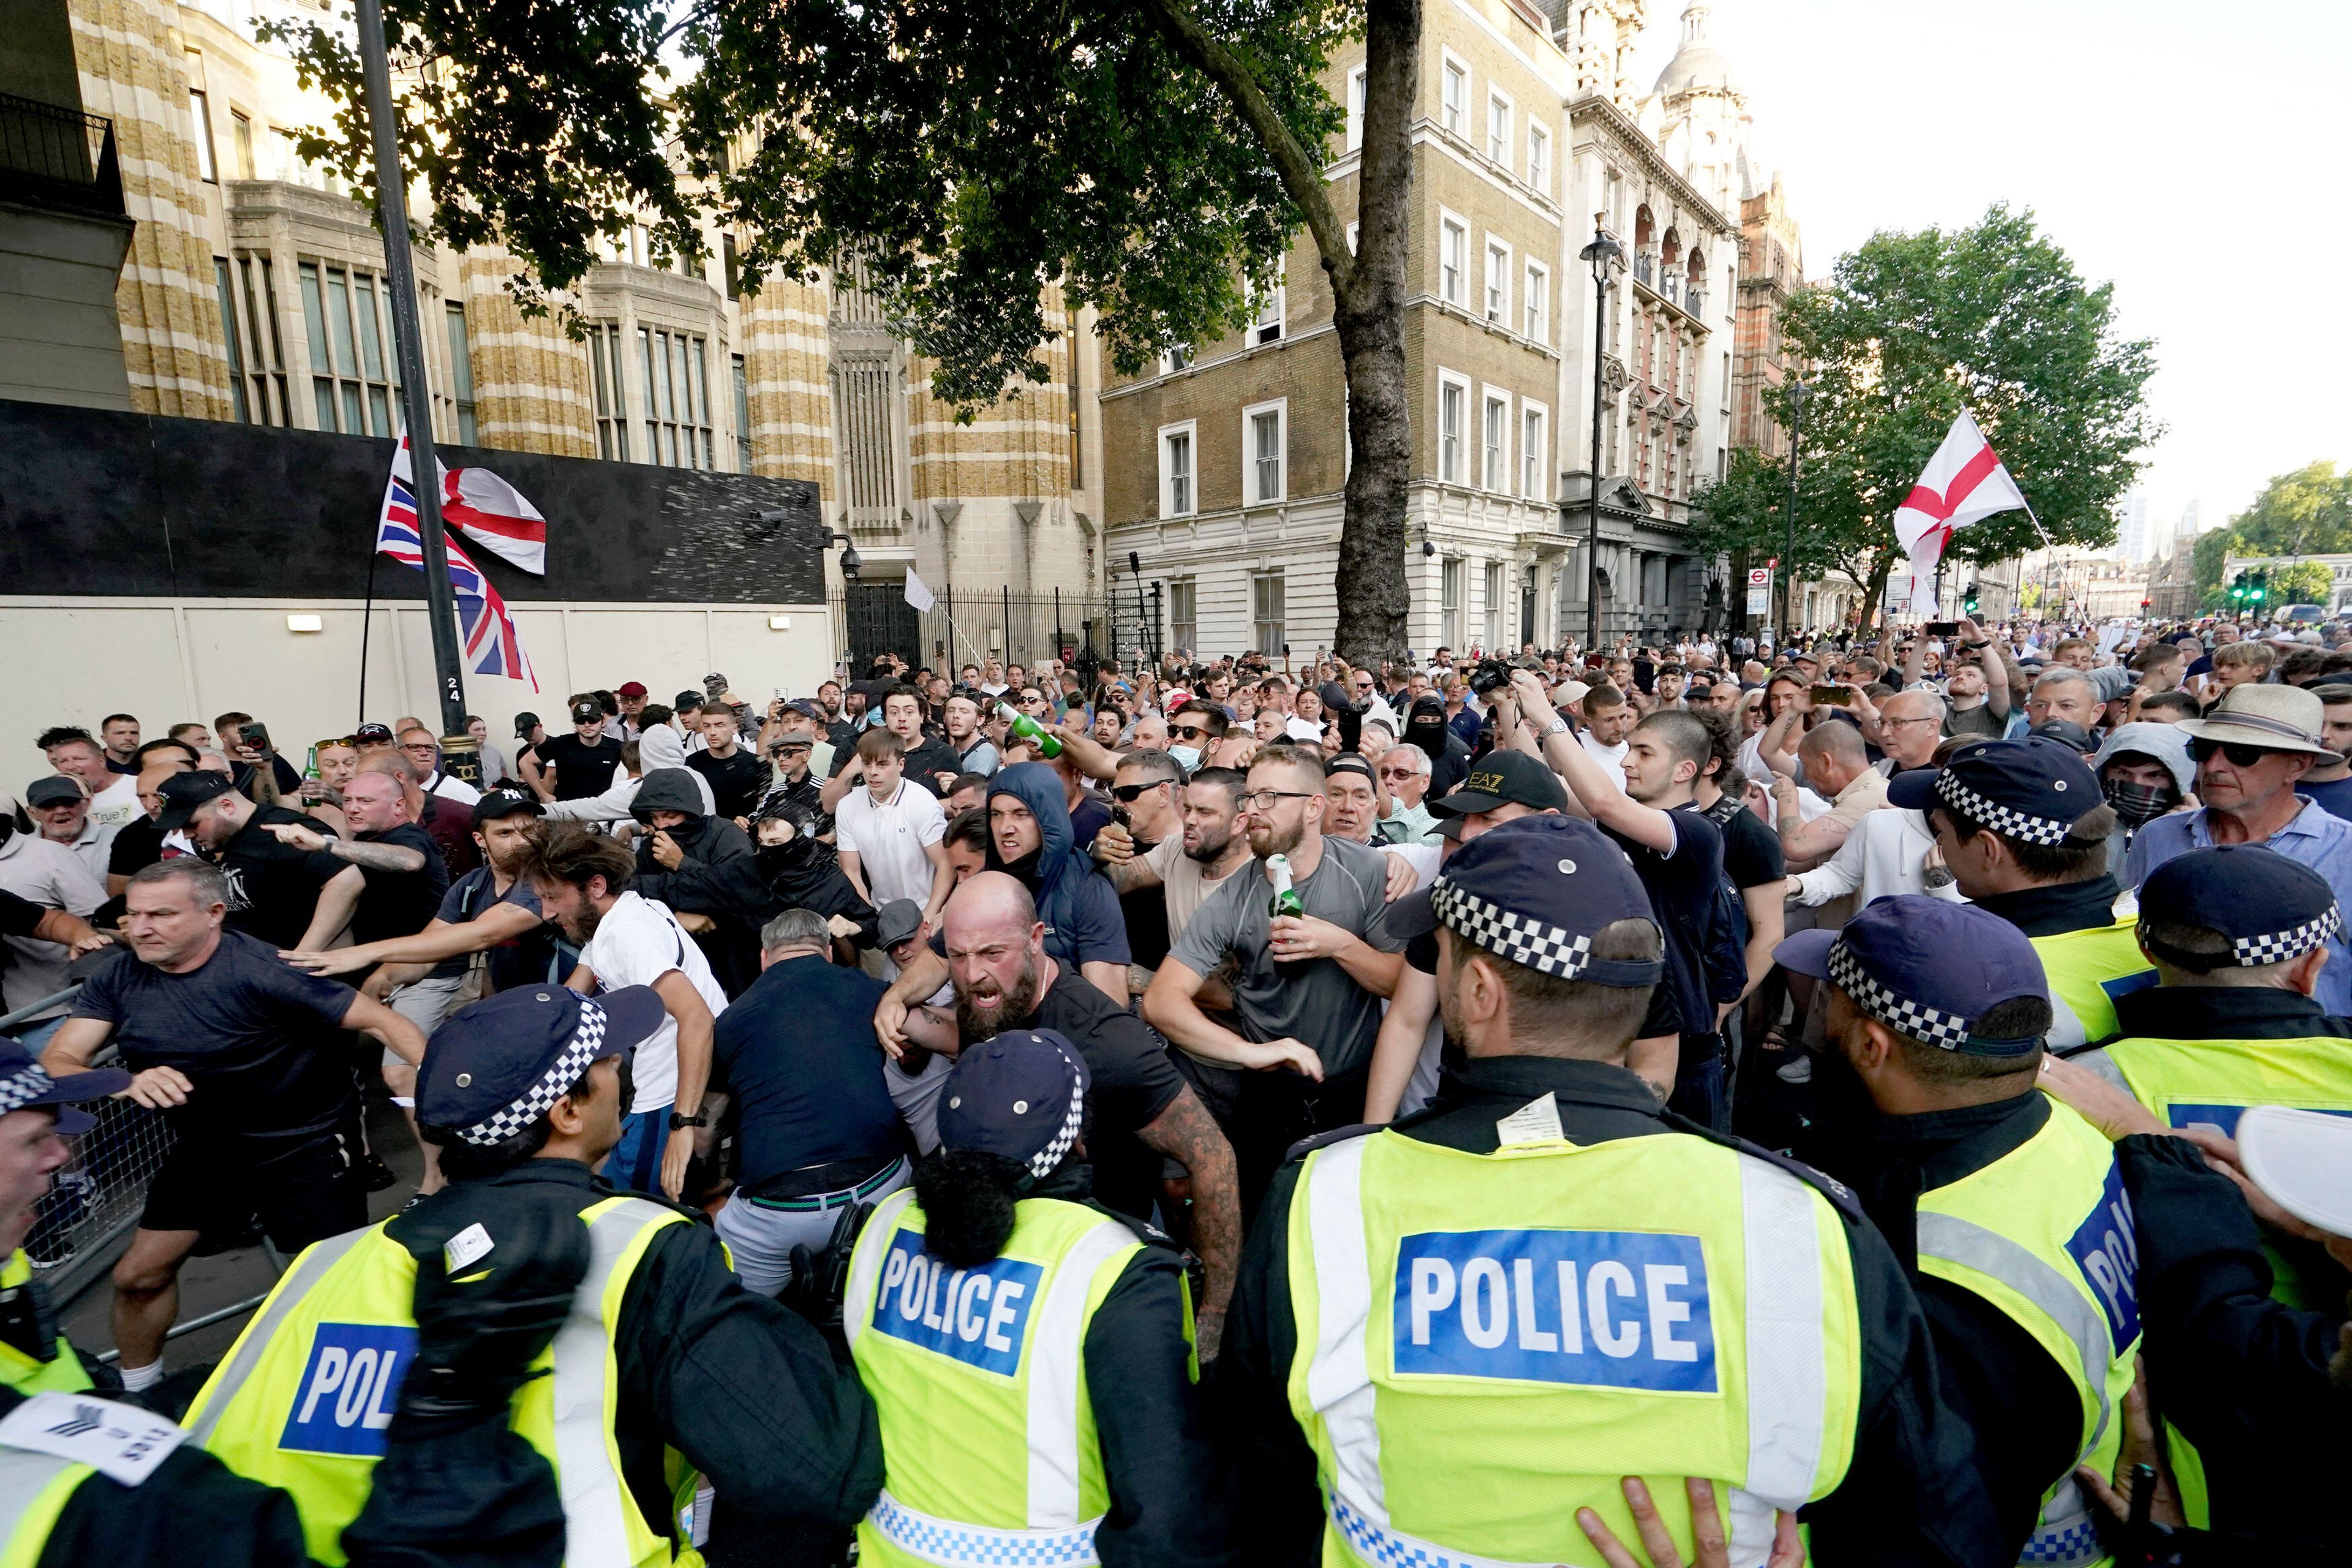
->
[1623, 0, 2350, 541]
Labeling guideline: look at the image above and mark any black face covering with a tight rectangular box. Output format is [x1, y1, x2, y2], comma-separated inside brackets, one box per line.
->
[755, 840, 817, 881]
[2103, 777, 2176, 828]
[660, 816, 707, 847]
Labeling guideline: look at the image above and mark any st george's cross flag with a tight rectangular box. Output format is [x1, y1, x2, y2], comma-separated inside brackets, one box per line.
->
[389, 435, 548, 575]
[376, 450, 540, 690]
[1892, 411, 2031, 616]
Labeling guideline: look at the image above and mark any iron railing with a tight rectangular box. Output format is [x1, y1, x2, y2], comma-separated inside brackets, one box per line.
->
[0, 90, 123, 216]
[829, 586, 1112, 684]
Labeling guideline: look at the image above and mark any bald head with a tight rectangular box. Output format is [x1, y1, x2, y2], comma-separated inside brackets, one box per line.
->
[1799, 719, 1867, 766]
[943, 870, 1039, 944]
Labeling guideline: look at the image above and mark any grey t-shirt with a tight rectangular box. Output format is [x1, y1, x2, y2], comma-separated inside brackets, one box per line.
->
[1169, 837, 1405, 1078]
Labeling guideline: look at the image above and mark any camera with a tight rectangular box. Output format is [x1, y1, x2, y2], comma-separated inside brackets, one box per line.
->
[1469, 658, 1520, 697]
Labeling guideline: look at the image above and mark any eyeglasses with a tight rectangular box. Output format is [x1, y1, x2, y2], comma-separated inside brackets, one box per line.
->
[1378, 767, 1420, 782]
[2189, 737, 2277, 767]
[1170, 723, 1212, 741]
[1884, 714, 1942, 729]
[1239, 788, 1316, 810]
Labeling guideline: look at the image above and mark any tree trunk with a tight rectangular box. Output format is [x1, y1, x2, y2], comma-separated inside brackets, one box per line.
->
[1857, 548, 1896, 636]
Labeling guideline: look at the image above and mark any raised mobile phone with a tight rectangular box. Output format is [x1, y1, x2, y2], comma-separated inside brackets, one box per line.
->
[241, 722, 272, 753]
[1923, 621, 1960, 637]
[1810, 685, 1852, 707]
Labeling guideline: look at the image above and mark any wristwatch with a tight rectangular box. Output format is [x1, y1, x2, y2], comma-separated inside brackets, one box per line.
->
[1542, 715, 1570, 737]
[666, 1111, 707, 1131]
[1922, 866, 1958, 891]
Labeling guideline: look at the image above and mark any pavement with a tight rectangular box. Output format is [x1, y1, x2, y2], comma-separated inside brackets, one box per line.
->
[58, 1096, 428, 1372]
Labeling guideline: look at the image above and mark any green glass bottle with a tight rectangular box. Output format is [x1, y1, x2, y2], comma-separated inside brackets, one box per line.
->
[997, 702, 1065, 760]
[1266, 854, 1305, 919]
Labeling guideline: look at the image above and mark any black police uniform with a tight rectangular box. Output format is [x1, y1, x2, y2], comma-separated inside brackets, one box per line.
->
[1969, 873, 2129, 942]
[1220, 1057, 2010, 1568]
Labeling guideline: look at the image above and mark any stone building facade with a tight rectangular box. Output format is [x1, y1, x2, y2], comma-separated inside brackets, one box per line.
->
[53, 0, 1099, 640]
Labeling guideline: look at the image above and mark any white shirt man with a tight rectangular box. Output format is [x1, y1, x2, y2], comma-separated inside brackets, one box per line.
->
[834, 744, 952, 913]
[0, 823, 105, 1030]
[579, 889, 728, 1130]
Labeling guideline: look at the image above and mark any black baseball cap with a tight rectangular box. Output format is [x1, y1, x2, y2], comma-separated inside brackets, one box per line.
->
[937, 1029, 1088, 1179]
[673, 691, 704, 710]
[0, 1035, 128, 1135]
[471, 786, 545, 828]
[780, 698, 828, 723]
[1388, 815, 1663, 987]
[418, 985, 666, 1147]
[1430, 749, 1569, 816]
[513, 711, 542, 739]
[154, 770, 236, 830]
[1325, 753, 1376, 786]
[354, 723, 395, 745]
[569, 699, 603, 725]
[2137, 845, 2340, 970]
[23, 776, 83, 809]
[1776, 897, 2048, 1057]
[1887, 737, 2103, 846]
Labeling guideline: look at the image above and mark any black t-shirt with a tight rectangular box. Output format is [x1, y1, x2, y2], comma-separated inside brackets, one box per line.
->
[687, 747, 767, 821]
[108, 818, 168, 880]
[1027, 968, 1186, 1223]
[218, 807, 349, 949]
[437, 868, 569, 992]
[537, 732, 627, 801]
[900, 737, 962, 797]
[0, 889, 42, 939]
[1119, 839, 1172, 973]
[70, 931, 360, 1147]
[1604, 806, 1724, 1054]
[351, 824, 450, 946]
[710, 954, 906, 1193]
[1710, 799, 1786, 891]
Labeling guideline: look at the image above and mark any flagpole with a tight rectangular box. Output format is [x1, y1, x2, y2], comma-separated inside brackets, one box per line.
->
[355, 0, 478, 785]
[356, 546, 380, 726]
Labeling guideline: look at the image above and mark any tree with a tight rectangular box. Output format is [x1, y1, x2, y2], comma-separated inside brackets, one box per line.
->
[2187, 462, 2352, 598]
[266, 0, 1428, 658]
[2268, 560, 2334, 608]
[1693, 205, 2158, 628]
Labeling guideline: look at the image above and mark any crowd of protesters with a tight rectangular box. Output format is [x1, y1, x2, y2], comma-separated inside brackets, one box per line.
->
[7, 608, 2351, 1566]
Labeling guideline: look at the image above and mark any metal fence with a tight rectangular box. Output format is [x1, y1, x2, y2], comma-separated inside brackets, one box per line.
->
[24, 1052, 173, 1303]
[831, 586, 1112, 682]
[0, 90, 123, 216]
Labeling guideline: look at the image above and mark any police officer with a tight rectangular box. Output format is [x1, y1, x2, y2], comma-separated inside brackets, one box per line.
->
[180, 985, 882, 1567]
[1890, 737, 2152, 1049]
[1219, 815, 2007, 1568]
[0, 1038, 315, 1564]
[841, 1028, 1235, 1567]
[1776, 899, 2141, 1567]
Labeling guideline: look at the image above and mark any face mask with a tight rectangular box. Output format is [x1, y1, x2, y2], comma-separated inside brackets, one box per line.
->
[2103, 777, 2176, 827]
[756, 840, 814, 877]
[1169, 744, 1202, 774]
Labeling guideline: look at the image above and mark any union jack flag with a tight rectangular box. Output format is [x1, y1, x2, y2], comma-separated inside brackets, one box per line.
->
[376, 458, 540, 690]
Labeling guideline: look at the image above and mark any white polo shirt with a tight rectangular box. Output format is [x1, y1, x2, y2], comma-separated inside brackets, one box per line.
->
[579, 891, 728, 1116]
[835, 779, 947, 908]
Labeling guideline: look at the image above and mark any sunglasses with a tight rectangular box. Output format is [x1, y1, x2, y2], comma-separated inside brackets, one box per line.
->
[1109, 782, 1164, 802]
[2188, 737, 2277, 767]
[1169, 723, 1212, 741]
[1378, 767, 1419, 781]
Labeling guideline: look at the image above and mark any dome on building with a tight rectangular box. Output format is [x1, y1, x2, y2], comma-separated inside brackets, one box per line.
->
[1654, 4, 1738, 97]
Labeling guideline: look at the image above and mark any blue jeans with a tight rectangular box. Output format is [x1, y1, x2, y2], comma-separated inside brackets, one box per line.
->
[604, 1106, 671, 1196]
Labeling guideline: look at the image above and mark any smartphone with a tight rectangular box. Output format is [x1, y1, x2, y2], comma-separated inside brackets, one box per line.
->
[1923, 621, 1960, 637]
[241, 722, 272, 753]
[1810, 685, 1852, 707]
[1283, 644, 1292, 657]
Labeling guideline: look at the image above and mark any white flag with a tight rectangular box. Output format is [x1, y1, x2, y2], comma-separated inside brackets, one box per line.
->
[903, 570, 937, 614]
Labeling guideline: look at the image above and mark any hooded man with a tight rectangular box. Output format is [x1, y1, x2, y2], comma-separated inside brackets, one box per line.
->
[630, 767, 753, 880]
[2092, 721, 2195, 875]
[1403, 696, 1470, 800]
[540, 723, 716, 824]
[635, 798, 878, 968]
[978, 762, 1131, 1001]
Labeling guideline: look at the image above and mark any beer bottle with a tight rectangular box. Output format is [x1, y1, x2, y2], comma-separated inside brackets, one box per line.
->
[1267, 854, 1305, 919]
[996, 701, 1065, 760]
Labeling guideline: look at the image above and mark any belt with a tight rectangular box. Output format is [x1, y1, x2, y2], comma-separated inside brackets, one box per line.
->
[747, 1155, 908, 1213]
[867, 1488, 1101, 1566]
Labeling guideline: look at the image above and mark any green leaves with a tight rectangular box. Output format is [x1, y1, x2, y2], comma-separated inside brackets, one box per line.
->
[2188, 462, 2352, 595]
[1695, 203, 2160, 618]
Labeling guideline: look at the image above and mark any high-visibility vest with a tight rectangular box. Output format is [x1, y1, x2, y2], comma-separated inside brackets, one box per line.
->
[2077, 1027, 2352, 1530]
[180, 1195, 703, 1568]
[0, 1444, 86, 1568]
[1284, 1127, 1864, 1568]
[1917, 1102, 2143, 1568]
[0, 1253, 89, 1399]
[2030, 919, 2157, 1051]
[841, 1189, 1147, 1568]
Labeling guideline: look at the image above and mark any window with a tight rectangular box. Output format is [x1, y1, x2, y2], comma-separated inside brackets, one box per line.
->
[230, 111, 254, 179]
[1253, 572, 1287, 655]
[722, 233, 741, 299]
[733, 353, 752, 473]
[296, 262, 399, 435]
[1521, 403, 1548, 498]
[443, 303, 477, 445]
[1346, 66, 1368, 151]
[235, 255, 287, 424]
[586, 323, 630, 459]
[1486, 94, 1510, 164]
[1160, 344, 1193, 375]
[214, 260, 249, 423]
[1485, 239, 1510, 323]
[1170, 580, 1198, 653]
[1483, 391, 1509, 491]
[1251, 281, 1284, 345]
[1524, 260, 1548, 343]
[187, 85, 217, 183]
[1439, 217, 1466, 305]
[1346, 222, 1359, 255]
[1244, 400, 1286, 503]
[1441, 557, 1463, 649]
[639, 326, 714, 468]
[1483, 562, 1505, 650]
[1438, 373, 1467, 484]
[1441, 59, 1466, 135]
[1160, 422, 1196, 518]
[1526, 123, 1549, 194]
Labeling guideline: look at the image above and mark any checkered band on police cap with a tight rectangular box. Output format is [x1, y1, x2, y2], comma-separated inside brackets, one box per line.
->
[2233, 906, 2343, 967]
[457, 998, 610, 1147]
[1030, 1039, 1087, 1180]
[1932, 765, 2076, 847]
[1826, 938, 1978, 1052]
[1431, 877, 1599, 980]
[0, 1063, 57, 1117]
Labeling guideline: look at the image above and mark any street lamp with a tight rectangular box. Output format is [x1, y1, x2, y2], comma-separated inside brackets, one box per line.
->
[1579, 222, 1623, 652]
[1780, 378, 1812, 643]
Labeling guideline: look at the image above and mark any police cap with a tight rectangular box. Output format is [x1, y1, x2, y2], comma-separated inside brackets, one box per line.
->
[2137, 845, 2340, 970]
[1776, 897, 2048, 1057]
[418, 985, 666, 1146]
[1387, 815, 1662, 987]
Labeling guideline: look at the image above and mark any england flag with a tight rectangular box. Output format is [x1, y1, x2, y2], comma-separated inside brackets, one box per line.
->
[390, 435, 548, 575]
[1892, 412, 2030, 616]
[376, 457, 540, 690]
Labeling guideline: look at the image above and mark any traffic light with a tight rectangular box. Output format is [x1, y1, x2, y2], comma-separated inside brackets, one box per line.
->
[2251, 570, 2269, 606]
[1962, 582, 1981, 615]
